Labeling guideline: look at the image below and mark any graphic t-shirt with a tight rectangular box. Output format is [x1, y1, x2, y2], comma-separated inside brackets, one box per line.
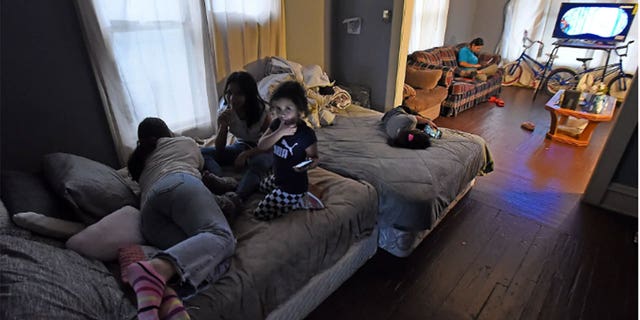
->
[458, 46, 479, 70]
[269, 119, 317, 194]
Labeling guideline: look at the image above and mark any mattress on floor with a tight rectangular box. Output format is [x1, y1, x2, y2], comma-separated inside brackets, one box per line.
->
[315, 104, 493, 234]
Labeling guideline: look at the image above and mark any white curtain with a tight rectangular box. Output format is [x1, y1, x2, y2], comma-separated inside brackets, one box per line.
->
[499, 0, 637, 72]
[75, 0, 218, 165]
[204, 0, 286, 82]
[407, 0, 450, 53]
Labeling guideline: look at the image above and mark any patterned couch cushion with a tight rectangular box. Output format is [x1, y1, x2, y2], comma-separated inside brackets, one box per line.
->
[432, 47, 458, 68]
[450, 80, 477, 96]
[410, 50, 441, 65]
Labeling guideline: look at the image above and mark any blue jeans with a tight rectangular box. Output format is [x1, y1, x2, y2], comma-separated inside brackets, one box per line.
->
[201, 142, 247, 175]
[140, 173, 235, 299]
[201, 142, 273, 199]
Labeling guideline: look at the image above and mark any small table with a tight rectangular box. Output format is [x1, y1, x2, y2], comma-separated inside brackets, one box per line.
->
[544, 90, 616, 147]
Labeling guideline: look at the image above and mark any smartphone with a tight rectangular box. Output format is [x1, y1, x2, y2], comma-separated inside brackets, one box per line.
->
[424, 124, 443, 139]
[293, 159, 313, 170]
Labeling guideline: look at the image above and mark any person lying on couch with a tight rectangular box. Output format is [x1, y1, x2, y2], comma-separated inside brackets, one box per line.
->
[458, 37, 499, 81]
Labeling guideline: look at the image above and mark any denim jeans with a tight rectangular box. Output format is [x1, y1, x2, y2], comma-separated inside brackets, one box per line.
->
[201, 142, 247, 175]
[201, 142, 273, 199]
[140, 172, 235, 299]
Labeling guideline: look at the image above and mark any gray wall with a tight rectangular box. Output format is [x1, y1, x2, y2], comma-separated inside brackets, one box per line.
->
[330, 0, 395, 111]
[445, 0, 508, 52]
[612, 127, 638, 188]
[1, 0, 119, 172]
[444, 0, 475, 46]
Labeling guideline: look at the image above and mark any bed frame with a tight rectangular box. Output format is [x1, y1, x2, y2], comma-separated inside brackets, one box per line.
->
[378, 179, 476, 257]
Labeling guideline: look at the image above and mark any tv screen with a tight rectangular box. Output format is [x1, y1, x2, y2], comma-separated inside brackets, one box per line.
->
[552, 2, 638, 43]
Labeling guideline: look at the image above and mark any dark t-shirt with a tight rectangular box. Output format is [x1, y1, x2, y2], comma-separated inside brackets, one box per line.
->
[269, 119, 317, 194]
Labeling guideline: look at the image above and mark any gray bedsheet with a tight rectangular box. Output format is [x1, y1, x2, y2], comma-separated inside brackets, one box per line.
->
[316, 105, 493, 232]
[186, 168, 377, 319]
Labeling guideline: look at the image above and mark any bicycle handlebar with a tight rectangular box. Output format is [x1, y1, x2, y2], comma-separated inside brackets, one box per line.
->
[614, 40, 634, 57]
[521, 31, 545, 58]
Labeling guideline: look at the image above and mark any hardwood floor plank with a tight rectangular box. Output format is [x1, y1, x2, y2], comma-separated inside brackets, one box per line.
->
[388, 202, 502, 320]
[431, 212, 540, 319]
[476, 224, 559, 320]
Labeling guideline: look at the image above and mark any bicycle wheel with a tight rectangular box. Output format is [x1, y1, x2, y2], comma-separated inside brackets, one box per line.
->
[607, 73, 634, 102]
[502, 62, 523, 86]
[544, 68, 577, 95]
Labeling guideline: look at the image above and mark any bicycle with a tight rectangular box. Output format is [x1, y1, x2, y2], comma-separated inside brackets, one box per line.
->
[543, 40, 635, 100]
[502, 31, 557, 87]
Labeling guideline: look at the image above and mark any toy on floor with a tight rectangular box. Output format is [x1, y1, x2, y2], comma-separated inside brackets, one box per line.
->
[488, 96, 505, 107]
[521, 121, 535, 131]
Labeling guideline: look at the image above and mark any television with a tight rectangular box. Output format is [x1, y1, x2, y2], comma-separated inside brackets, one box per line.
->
[552, 2, 638, 43]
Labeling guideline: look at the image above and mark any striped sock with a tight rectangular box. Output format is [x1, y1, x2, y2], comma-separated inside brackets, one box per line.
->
[125, 261, 166, 320]
[159, 287, 190, 320]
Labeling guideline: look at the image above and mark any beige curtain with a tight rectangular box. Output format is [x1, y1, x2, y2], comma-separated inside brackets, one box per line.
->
[205, 0, 287, 82]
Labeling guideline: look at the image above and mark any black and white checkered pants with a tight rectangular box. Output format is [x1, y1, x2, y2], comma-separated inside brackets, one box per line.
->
[253, 174, 304, 221]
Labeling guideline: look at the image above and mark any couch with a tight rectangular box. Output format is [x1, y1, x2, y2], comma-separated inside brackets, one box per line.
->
[0, 153, 379, 320]
[402, 68, 449, 120]
[407, 43, 504, 117]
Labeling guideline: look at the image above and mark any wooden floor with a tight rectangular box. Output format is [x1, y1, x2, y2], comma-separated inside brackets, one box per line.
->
[307, 87, 637, 320]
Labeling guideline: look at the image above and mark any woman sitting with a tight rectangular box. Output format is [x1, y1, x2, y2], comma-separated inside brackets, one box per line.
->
[201, 71, 273, 199]
[458, 37, 499, 81]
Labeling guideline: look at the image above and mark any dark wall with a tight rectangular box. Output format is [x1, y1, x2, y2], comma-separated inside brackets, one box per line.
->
[330, 0, 394, 111]
[612, 127, 638, 188]
[1, 0, 119, 173]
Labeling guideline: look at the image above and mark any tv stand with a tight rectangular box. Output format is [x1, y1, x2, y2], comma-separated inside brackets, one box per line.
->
[552, 39, 617, 50]
[532, 39, 618, 100]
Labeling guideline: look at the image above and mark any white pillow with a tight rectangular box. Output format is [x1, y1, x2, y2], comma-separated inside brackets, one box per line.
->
[66, 205, 144, 261]
[302, 64, 334, 88]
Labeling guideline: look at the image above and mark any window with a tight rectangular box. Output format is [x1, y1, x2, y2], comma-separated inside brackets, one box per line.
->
[94, 0, 213, 134]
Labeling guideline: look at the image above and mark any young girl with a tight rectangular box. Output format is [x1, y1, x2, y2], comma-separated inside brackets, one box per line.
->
[126, 117, 235, 320]
[201, 71, 273, 198]
[254, 81, 319, 220]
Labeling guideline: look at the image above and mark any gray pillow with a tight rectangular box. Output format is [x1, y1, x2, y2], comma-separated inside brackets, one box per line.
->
[1, 170, 76, 221]
[42, 153, 139, 225]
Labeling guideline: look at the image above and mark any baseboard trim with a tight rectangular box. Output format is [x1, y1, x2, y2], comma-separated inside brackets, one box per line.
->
[600, 183, 638, 217]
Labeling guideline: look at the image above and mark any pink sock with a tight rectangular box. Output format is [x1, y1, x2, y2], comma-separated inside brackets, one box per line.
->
[125, 261, 166, 320]
[159, 287, 190, 320]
